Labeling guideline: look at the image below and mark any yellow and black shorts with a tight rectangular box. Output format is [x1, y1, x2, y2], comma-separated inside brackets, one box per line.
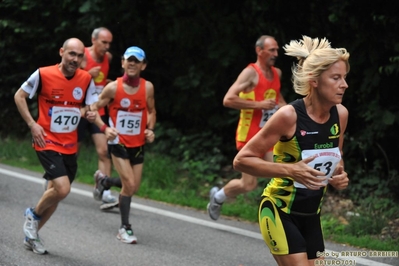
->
[258, 197, 324, 259]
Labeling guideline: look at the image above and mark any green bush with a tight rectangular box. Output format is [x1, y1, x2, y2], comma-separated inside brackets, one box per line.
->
[149, 123, 227, 189]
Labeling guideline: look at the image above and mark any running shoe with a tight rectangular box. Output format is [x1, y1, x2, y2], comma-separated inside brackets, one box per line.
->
[24, 236, 47, 255]
[23, 208, 40, 239]
[100, 194, 119, 211]
[117, 225, 137, 244]
[93, 170, 106, 201]
[207, 186, 223, 221]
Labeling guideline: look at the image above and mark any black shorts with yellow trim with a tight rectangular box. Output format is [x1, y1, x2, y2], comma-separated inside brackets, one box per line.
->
[108, 144, 144, 165]
[258, 196, 325, 259]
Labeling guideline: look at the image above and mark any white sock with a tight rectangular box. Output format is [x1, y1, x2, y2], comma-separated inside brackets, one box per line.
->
[214, 188, 226, 204]
[102, 189, 111, 200]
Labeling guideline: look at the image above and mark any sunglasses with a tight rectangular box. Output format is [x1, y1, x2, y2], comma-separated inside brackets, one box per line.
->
[126, 57, 143, 63]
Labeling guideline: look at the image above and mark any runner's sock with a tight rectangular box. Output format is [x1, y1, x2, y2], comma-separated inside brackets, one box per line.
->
[119, 195, 132, 226]
[103, 177, 122, 188]
[214, 188, 227, 204]
[32, 209, 41, 220]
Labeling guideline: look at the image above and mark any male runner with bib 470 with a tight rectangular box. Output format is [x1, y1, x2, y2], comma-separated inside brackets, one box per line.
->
[14, 38, 98, 255]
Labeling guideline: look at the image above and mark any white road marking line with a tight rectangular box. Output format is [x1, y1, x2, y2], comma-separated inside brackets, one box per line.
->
[1, 167, 395, 266]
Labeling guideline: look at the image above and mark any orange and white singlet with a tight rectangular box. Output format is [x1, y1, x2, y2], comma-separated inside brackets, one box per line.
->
[108, 77, 148, 148]
[235, 64, 281, 149]
[20, 65, 96, 154]
[84, 48, 109, 115]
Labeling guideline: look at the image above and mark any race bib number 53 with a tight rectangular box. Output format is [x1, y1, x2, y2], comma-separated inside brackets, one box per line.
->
[50, 106, 81, 133]
[294, 147, 341, 189]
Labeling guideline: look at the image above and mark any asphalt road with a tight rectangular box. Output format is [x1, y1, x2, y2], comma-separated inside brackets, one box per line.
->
[0, 164, 398, 266]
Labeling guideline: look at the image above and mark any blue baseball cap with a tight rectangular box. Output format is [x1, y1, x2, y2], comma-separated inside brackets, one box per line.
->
[123, 46, 146, 61]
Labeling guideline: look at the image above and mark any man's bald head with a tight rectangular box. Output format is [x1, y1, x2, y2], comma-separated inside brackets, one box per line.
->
[63, 38, 85, 50]
[59, 38, 85, 77]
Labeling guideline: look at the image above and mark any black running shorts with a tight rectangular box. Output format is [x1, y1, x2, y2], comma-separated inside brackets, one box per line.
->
[36, 150, 78, 183]
[108, 144, 145, 165]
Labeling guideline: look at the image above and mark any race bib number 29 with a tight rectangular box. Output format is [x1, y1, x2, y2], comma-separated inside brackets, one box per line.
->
[259, 106, 278, 127]
[50, 106, 81, 133]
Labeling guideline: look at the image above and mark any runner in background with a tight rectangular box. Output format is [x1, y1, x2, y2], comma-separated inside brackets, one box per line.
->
[207, 35, 286, 220]
[77, 27, 118, 210]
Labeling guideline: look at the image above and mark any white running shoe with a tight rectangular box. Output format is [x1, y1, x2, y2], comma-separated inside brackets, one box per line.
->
[23, 208, 40, 239]
[24, 236, 47, 255]
[100, 193, 119, 211]
[207, 186, 223, 220]
[117, 225, 137, 244]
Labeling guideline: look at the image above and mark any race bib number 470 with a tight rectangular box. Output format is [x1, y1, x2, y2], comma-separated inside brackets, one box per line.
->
[50, 106, 81, 133]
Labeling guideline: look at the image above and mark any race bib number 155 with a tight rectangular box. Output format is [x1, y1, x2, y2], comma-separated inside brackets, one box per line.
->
[116, 110, 142, 135]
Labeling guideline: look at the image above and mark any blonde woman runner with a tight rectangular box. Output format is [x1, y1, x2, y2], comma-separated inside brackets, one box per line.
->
[234, 36, 350, 266]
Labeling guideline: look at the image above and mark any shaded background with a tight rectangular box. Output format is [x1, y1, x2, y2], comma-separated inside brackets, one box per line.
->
[1, 0, 399, 203]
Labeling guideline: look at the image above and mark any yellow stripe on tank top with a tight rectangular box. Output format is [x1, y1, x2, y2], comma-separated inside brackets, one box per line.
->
[237, 91, 255, 142]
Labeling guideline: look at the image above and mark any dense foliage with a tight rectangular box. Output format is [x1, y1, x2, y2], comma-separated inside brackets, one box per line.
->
[1, 0, 398, 211]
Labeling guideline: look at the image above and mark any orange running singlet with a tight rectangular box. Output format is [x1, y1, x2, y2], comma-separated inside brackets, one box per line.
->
[235, 64, 281, 149]
[108, 78, 148, 148]
[84, 48, 109, 115]
[35, 65, 92, 154]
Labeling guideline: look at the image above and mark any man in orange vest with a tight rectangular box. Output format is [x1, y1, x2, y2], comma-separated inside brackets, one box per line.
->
[15, 38, 98, 254]
[77, 27, 118, 210]
[91, 46, 156, 244]
[207, 35, 287, 220]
